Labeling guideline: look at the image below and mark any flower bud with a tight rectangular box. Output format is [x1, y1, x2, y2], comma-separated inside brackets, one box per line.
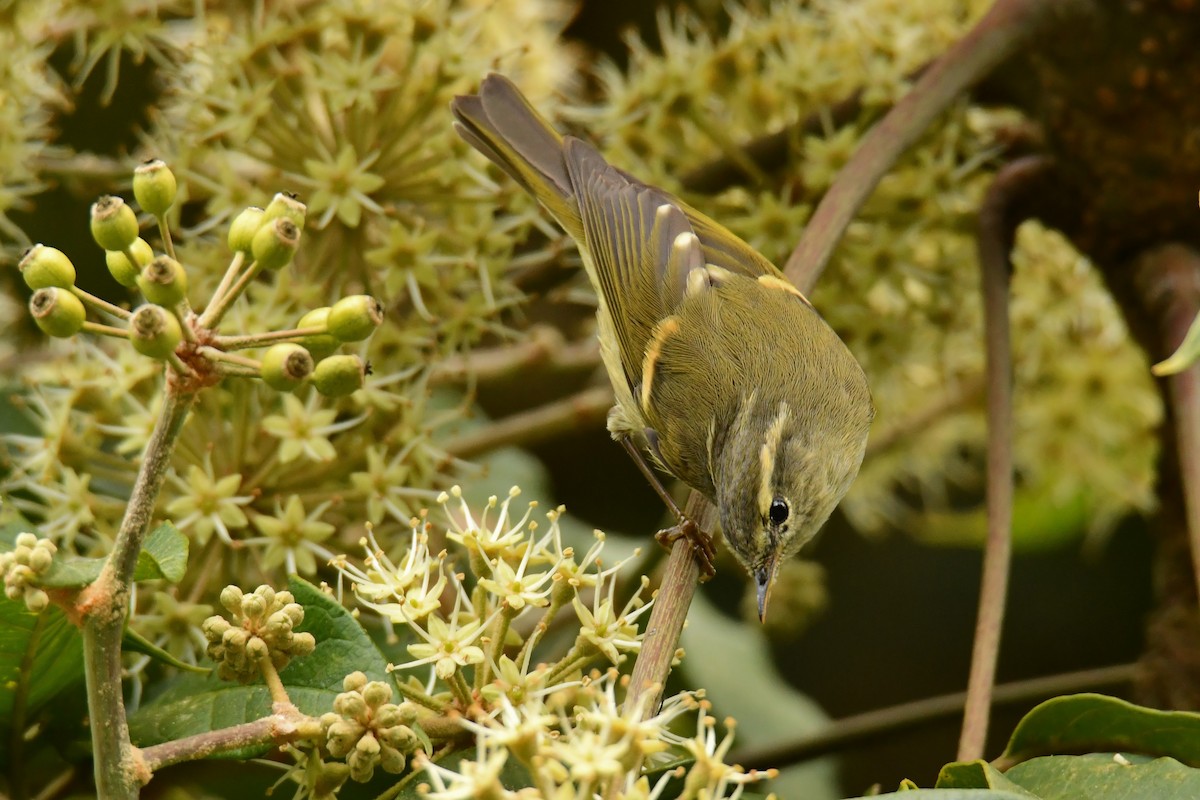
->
[129, 304, 183, 359]
[90, 195, 139, 251]
[28, 547, 52, 573]
[328, 295, 384, 342]
[14, 533, 37, 549]
[106, 238, 155, 287]
[335, 692, 368, 719]
[133, 159, 177, 216]
[263, 191, 306, 228]
[296, 307, 340, 360]
[260, 343, 313, 392]
[245, 636, 269, 661]
[362, 681, 392, 708]
[227, 206, 265, 254]
[30, 287, 86, 338]
[343, 671, 368, 693]
[137, 255, 189, 306]
[251, 217, 300, 270]
[241, 593, 267, 621]
[313, 354, 366, 397]
[19, 244, 76, 290]
[220, 585, 244, 612]
[24, 587, 49, 614]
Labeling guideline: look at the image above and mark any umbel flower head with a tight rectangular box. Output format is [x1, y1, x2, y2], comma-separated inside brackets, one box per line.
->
[202, 584, 316, 683]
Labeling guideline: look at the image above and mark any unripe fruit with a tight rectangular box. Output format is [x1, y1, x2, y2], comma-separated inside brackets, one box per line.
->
[90, 195, 139, 251]
[227, 206, 265, 254]
[137, 255, 189, 306]
[129, 304, 183, 359]
[19, 244, 76, 290]
[313, 354, 366, 397]
[328, 295, 384, 342]
[106, 238, 155, 287]
[261, 343, 314, 392]
[132, 159, 177, 216]
[263, 191, 307, 228]
[296, 307, 340, 360]
[29, 287, 86, 338]
[251, 218, 300, 270]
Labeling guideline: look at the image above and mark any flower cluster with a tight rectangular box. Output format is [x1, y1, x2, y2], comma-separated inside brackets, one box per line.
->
[1, 531, 57, 612]
[320, 671, 421, 782]
[202, 584, 316, 683]
[324, 486, 772, 798]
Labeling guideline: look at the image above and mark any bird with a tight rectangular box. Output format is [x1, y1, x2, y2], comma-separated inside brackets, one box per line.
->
[451, 74, 873, 620]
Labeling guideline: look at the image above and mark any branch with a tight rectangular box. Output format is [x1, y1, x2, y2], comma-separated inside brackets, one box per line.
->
[79, 387, 197, 799]
[734, 662, 1135, 771]
[139, 707, 323, 772]
[626, 491, 716, 713]
[428, 327, 600, 386]
[958, 154, 1053, 761]
[440, 385, 613, 460]
[1134, 245, 1200, 606]
[784, 0, 1080, 293]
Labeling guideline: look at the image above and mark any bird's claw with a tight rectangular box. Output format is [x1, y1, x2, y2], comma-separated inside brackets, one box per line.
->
[655, 516, 716, 581]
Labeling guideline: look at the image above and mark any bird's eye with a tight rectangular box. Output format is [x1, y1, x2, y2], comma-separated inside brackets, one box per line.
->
[769, 498, 789, 526]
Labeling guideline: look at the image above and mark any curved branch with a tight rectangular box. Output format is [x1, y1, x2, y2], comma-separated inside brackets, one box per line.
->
[958, 154, 1054, 761]
[785, 0, 1086, 294]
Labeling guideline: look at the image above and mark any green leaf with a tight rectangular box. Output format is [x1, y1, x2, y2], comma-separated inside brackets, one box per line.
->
[122, 625, 210, 674]
[936, 760, 1037, 796]
[1007, 753, 1200, 800]
[0, 597, 84, 729]
[1002, 694, 1200, 767]
[129, 577, 388, 756]
[137, 521, 189, 583]
[39, 521, 189, 588]
[681, 593, 838, 800]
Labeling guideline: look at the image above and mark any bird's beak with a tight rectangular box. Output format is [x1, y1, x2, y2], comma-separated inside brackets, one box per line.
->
[755, 555, 780, 623]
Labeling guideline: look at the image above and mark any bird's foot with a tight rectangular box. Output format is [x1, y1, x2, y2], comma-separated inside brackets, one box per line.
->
[655, 516, 716, 581]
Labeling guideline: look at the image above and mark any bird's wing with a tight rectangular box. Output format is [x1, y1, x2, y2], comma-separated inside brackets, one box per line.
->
[564, 137, 702, 388]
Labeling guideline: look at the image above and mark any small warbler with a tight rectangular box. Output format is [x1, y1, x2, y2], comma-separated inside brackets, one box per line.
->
[452, 74, 873, 619]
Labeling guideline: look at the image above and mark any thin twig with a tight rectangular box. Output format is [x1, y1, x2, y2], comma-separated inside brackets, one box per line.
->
[428, 328, 601, 385]
[785, 0, 1078, 293]
[958, 155, 1051, 761]
[441, 385, 613, 460]
[139, 709, 322, 772]
[734, 663, 1136, 770]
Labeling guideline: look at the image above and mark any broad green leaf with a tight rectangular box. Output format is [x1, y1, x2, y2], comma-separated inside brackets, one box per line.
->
[936, 760, 1037, 796]
[1002, 694, 1200, 767]
[681, 593, 838, 800]
[129, 576, 388, 756]
[0, 597, 84, 729]
[39, 521, 189, 588]
[1007, 752, 1200, 799]
[123, 625, 210, 674]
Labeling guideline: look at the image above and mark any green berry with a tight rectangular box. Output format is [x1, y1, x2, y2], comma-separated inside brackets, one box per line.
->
[328, 295, 384, 342]
[296, 307, 340, 360]
[227, 206, 265, 254]
[19, 244, 76, 290]
[129, 304, 183, 359]
[106, 238, 155, 287]
[313, 354, 366, 397]
[263, 191, 307, 228]
[137, 255, 189, 306]
[261, 343, 314, 392]
[29, 287, 86, 338]
[132, 159, 177, 216]
[90, 195, 139, 251]
[251, 217, 300, 270]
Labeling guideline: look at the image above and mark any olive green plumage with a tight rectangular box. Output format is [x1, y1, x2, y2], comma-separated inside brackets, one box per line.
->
[452, 73, 873, 617]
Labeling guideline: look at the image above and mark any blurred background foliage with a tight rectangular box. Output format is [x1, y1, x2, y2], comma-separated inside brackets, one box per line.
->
[0, 0, 1160, 795]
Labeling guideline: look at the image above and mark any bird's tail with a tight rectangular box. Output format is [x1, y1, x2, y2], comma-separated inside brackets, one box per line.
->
[451, 74, 581, 238]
